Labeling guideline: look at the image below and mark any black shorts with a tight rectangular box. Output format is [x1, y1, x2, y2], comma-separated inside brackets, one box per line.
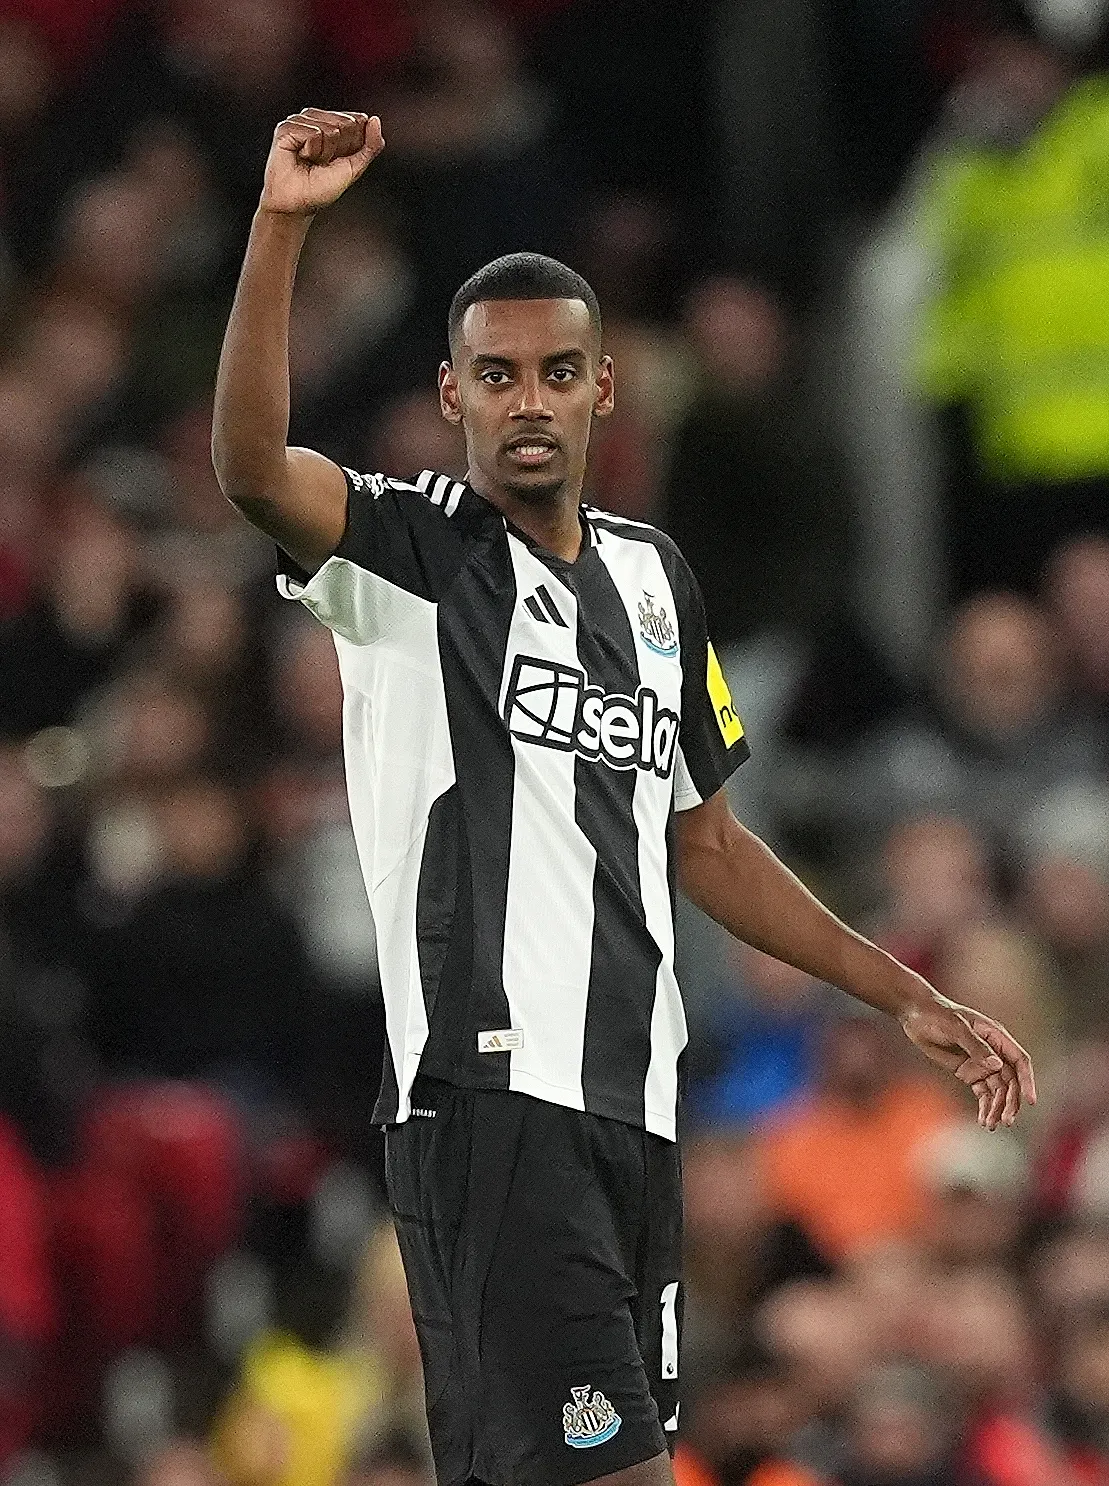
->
[385, 1078, 683, 1486]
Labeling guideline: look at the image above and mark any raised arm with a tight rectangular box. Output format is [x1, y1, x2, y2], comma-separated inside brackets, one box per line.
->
[676, 789, 1037, 1130]
[212, 109, 385, 573]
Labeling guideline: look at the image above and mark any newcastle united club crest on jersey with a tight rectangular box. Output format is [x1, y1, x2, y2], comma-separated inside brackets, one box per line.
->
[638, 592, 678, 656]
[563, 1386, 622, 1448]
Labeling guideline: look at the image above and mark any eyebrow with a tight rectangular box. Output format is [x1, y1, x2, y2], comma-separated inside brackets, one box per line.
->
[469, 348, 589, 370]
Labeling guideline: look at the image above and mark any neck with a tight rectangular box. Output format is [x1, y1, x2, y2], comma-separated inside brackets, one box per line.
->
[468, 471, 584, 562]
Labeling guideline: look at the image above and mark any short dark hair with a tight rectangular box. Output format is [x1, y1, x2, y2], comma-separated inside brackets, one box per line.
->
[448, 252, 601, 352]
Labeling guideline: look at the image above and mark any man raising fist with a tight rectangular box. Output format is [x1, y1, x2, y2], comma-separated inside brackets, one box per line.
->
[213, 109, 1035, 1486]
[212, 110, 385, 574]
[263, 108, 384, 217]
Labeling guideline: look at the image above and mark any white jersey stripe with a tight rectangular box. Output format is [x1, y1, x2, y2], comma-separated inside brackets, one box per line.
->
[415, 469, 435, 492]
[444, 481, 465, 518]
[368, 807, 432, 1119]
[291, 553, 455, 1124]
[583, 505, 658, 533]
[499, 534, 595, 1110]
[430, 473, 451, 506]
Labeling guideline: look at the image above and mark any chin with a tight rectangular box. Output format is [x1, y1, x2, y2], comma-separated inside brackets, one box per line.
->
[501, 474, 567, 505]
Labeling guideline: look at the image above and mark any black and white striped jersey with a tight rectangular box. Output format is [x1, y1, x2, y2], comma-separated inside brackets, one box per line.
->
[278, 468, 748, 1140]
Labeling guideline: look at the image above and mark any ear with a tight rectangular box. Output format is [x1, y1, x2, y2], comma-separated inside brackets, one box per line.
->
[593, 354, 615, 419]
[439, 361, 463, 424]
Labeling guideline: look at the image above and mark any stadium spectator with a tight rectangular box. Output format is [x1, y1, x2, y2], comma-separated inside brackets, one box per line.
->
[1032, 1220, 1109, 1331]
[688, 944, 830, 1131]
[155, 404, 274, 580]
[1051, 1313, 1109, 1481]
[359, 389, 467, 489]
[3, 0, 333, 274]
[137, 1440, 230, 1486]
[677, 1346, 808, 1486]
[80, 775, 310, 1094]
[748, 1016, 957, 1263]
[0, 487, 158, 741]
[820, 1362, 961, 1486]
[809, 591, 1105, 854]
[917, 1122, 1029, 1269]
[368, 2, 574, 313]
[755, 1278, 878, 1420]
[0, 749, 91, 1168]
[1017, 782, 1109, 1035]
[915, 16, 1109, 595]
[212, 1259, 366, 1486]
[872, 814, 1000, 982]
[341, 1433, 432, 1486]
[287, 205, 432, 463]
[1045, 535, 1109, 722]
[663, 277, 853, 650]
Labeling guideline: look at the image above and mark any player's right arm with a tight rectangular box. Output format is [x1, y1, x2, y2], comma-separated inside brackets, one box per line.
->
[212, 109, 385, 573]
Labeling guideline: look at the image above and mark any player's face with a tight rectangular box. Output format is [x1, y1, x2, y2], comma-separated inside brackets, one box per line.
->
[439, 298, 614, 505]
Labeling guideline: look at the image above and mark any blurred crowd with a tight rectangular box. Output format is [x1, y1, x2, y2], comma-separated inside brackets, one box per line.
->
[1, 1, 1109, 1485]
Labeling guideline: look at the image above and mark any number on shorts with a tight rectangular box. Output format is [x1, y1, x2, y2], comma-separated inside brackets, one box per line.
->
[660, 1281, 679, 1380]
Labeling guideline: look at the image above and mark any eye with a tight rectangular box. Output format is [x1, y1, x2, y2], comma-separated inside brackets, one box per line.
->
[549, 366, 577, 383]
[481, 368, 510, 385]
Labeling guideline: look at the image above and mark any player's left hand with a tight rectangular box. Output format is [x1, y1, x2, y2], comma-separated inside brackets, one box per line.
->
[900, 994, 1036, 1130]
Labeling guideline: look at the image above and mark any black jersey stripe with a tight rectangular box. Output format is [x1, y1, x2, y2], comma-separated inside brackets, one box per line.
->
[415, 784, 462, 1030]
[523, 594, 547, 622]
[569, 550, 660, 1128]
[419, 527, 518, 1092]
[373, 1036, 401, 1125]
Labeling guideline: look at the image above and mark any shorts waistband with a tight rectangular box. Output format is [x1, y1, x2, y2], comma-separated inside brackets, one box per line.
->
[409, 1074, 463, 1110]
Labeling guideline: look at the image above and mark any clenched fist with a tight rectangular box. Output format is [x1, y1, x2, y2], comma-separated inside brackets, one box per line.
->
[260, 108, 385, 217]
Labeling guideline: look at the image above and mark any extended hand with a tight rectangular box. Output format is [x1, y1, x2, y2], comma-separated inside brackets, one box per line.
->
[260, 108, 385, 217]
[900, 994, 1036, 1130]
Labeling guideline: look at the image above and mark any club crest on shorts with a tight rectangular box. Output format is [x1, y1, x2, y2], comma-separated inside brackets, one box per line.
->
[638, 593, 678, 657]
[563, 1386, 622, 1448]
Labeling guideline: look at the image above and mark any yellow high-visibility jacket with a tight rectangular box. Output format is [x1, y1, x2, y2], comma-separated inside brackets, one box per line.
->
[919, 77, 1109, 482]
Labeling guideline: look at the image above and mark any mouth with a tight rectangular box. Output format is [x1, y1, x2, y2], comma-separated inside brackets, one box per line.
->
[504, 435, 560, 469]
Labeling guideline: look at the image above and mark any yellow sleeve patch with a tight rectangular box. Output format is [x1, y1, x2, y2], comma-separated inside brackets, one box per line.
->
[706, 642, 744, 747]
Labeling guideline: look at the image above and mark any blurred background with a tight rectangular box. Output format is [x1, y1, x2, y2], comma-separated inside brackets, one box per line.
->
[1, 0, 1109, 1483]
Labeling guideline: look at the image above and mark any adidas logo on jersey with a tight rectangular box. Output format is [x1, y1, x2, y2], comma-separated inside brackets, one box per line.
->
[522, 584, 567, 627]
[504, 655, 679, 778]
[477, 1028, 524, 1053]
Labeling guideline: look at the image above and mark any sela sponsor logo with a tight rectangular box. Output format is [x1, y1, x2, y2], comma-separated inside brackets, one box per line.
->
[504, 655, 679, 778]
[477, 1028, 524, 1053]
[638, 592, 678, 656]
[563, 1386, 622, 1449]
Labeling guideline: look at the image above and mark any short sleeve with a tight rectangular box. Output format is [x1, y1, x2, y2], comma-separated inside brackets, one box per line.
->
[673, 562, 749, 811]
[275, 468, 469, 641]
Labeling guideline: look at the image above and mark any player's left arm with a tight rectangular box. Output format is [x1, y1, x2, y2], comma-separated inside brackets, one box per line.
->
[674, 788, 1036, 1129]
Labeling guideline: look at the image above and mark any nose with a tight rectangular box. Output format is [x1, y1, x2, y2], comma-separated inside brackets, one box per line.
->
[511, 372, 552, 420]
